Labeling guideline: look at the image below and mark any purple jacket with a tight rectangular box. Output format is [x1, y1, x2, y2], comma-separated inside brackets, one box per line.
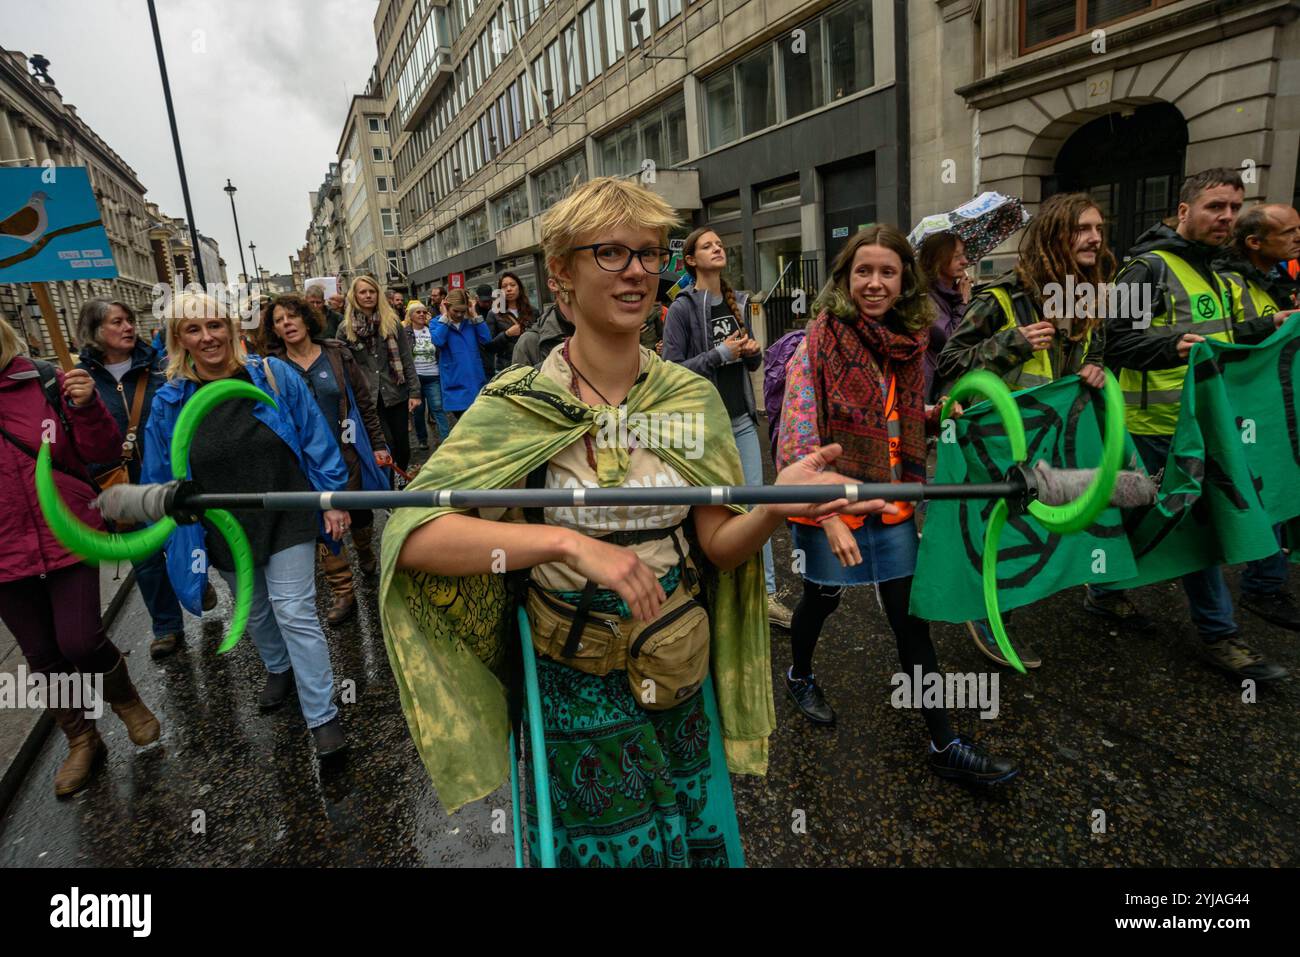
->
[762, 329, 806, 459]
[924, 282, 967, 402]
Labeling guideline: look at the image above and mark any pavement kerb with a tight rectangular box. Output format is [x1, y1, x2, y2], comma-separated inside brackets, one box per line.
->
[0, 567, 137, 820]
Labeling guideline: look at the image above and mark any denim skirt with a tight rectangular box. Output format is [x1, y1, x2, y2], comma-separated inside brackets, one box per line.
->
[790, 516, 919, 587]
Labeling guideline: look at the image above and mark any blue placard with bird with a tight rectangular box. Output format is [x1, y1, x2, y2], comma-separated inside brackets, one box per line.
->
[0, 166, 118, 284]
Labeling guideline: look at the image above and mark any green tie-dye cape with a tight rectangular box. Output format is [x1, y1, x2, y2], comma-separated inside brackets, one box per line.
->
[379, 354, 773, 813]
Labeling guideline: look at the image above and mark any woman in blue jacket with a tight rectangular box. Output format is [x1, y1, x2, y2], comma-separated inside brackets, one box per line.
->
[662, 227, 793, 629]
[143, 292, 351, 757]
[429, 287, 491, 423]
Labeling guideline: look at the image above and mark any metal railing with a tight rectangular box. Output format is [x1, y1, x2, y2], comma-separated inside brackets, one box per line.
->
[761, 256, 820, 344]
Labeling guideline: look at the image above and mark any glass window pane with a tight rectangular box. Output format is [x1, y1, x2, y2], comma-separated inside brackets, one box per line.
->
[604, 0, 625, 65]
[827, 0, 873, 98]
[1088, 0, 1149, 27]
[1025, 0, 1077, 47]
[782, 18, 823, 117]
[628, 0, 650, 47]
[704, 70, 736, 149]
[564, 21, 583, 97]
[664, 98, 687, 165]
[547, 40, 564, 105]
[757, 178, 800, 207]
[706, 194, 741, 219]
[581, 3, 603, 81]
[738, 51, 775, 136]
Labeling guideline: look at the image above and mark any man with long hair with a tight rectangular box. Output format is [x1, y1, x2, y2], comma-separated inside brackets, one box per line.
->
[938, 192, 1126, 667]
[1103, 168, 1290, 681]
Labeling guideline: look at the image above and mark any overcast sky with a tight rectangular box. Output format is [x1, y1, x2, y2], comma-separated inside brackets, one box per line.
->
[0, 0, 379, 281]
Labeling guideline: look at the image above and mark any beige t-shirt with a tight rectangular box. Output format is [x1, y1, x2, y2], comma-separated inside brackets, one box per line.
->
[476, 345, 691, 592]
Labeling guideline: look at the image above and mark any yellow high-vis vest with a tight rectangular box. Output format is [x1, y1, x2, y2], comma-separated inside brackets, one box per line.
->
[1117, 250, 1235, 436]
[1219, 269, 1289, 324]
[986, 285, 1092, 392]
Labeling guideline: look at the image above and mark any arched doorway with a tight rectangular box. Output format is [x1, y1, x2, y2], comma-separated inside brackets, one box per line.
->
[1046, 103, 1188, 258]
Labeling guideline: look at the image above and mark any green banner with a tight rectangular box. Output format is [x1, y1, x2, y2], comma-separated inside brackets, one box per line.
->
[911, 320, 1300, 623]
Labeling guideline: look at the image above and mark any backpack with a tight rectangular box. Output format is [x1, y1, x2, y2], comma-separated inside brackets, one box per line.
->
[762, 329, 806, 459]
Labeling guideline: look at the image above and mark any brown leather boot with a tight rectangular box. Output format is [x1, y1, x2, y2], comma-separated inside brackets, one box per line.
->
[319, 542, 356, 624]
[50, 707, 107, 798]
[351, 526, 377, 576]
[100, 656, 161, 746]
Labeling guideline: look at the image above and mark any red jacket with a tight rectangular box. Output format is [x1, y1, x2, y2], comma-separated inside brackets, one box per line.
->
[0, 357, 123, 583]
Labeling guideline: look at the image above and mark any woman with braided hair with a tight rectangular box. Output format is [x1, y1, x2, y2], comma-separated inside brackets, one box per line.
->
[663, 228, 795, 629]
[776, 224, 1018, 784]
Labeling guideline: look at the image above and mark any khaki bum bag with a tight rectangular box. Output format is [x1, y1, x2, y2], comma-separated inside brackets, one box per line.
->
[525, 577, 711, 711]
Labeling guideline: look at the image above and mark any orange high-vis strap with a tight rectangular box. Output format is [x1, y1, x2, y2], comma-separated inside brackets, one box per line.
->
[1288, 259, 1299, 281]
[882, 374, 913, 524]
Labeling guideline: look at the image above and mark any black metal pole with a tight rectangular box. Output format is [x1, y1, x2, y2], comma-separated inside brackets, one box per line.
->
[176, 481, 1023, 514]
[147, 0, 206, 288]
[248, 242, 262, 286]
[225, 181, 248, 283]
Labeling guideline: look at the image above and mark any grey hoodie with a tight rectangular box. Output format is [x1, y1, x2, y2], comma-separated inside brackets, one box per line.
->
[662, 286, 760, 422]
[512, 302, 575, 369]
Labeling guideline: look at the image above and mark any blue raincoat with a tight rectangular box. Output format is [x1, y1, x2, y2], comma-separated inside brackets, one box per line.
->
[141, 354, 349, 614]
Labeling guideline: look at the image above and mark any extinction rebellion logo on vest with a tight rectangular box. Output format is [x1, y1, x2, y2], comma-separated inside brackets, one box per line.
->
[50, 887, 151, 937]
[1195, 293, 1218, 318]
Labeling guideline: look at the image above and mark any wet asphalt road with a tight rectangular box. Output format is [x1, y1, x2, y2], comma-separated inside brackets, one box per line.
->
[2, 470, 1298, 866]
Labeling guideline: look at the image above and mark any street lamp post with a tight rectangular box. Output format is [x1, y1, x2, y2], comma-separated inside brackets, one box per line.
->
[223, 179, 249, 284]
[248, 241, 262, 288]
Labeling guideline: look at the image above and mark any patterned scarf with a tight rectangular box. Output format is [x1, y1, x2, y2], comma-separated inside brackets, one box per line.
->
[352, 309, 405, 386]
[807, 308, 929, 484]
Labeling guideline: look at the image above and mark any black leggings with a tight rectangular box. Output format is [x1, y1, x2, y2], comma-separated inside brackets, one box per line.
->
[378, 398, 411, 473]
[789, 576, 955, 746]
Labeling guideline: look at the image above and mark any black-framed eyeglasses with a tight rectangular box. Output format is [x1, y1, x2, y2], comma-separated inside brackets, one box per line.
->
[572, 243, 672, 274]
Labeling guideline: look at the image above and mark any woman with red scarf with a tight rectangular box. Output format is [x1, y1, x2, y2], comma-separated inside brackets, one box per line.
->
[776, 225, 1017, 785]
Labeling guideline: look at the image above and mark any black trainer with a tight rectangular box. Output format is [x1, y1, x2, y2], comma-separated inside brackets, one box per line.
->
[783, 669, 835, 725]
[1082, 590, 1156, 633]
[258, 669, 295, 712]
[311, 717, 348, 758]
[1201, 635, 1288, 682]
[929, 735, 1018, 785]
[1240, 590, 1300, 633]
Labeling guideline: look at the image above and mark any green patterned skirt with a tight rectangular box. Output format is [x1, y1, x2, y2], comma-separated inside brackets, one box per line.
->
[523, 658, 742, 867]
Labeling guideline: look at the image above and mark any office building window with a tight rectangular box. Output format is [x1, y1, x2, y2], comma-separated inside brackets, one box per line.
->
[581, 3, 603, 82]
[757, 177, 800, 208]
[377, 176, 389, 192]
[535, 150, 588, 211]
[782, 16, 823, 118]
[603, 0, 625, 66]
[546, 39, 565, 106]
[381, 207, 397, 236]
[463, 206, 490, 247]
[492, 182, 530, 231]
[656, 0, 682, 22]
[826, 0, 873, 98]
[705, 194, 741, 219]
[563, 20, 583, 98]
[737, 49, 775, 136]
[372, 147, 385, 162]
[597, 95, 687, 175]
[628, 0, 650, 46]
[704, 70, 736, 149]
[440, 222, 461, 258]
[368, 117, 381, 133]
[1022, 0, 1155, 52]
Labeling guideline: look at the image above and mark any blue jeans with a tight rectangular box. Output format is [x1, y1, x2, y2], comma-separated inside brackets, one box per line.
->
[217, 541, 337, 728]
[413, 373, 451, 446]
[1088, 434, 1289, 639]
[732, 413, 776, 596]
[133, 549, 184, 638]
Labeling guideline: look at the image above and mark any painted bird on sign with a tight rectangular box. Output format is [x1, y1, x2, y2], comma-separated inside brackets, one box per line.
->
[0, 190, 50, 244]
